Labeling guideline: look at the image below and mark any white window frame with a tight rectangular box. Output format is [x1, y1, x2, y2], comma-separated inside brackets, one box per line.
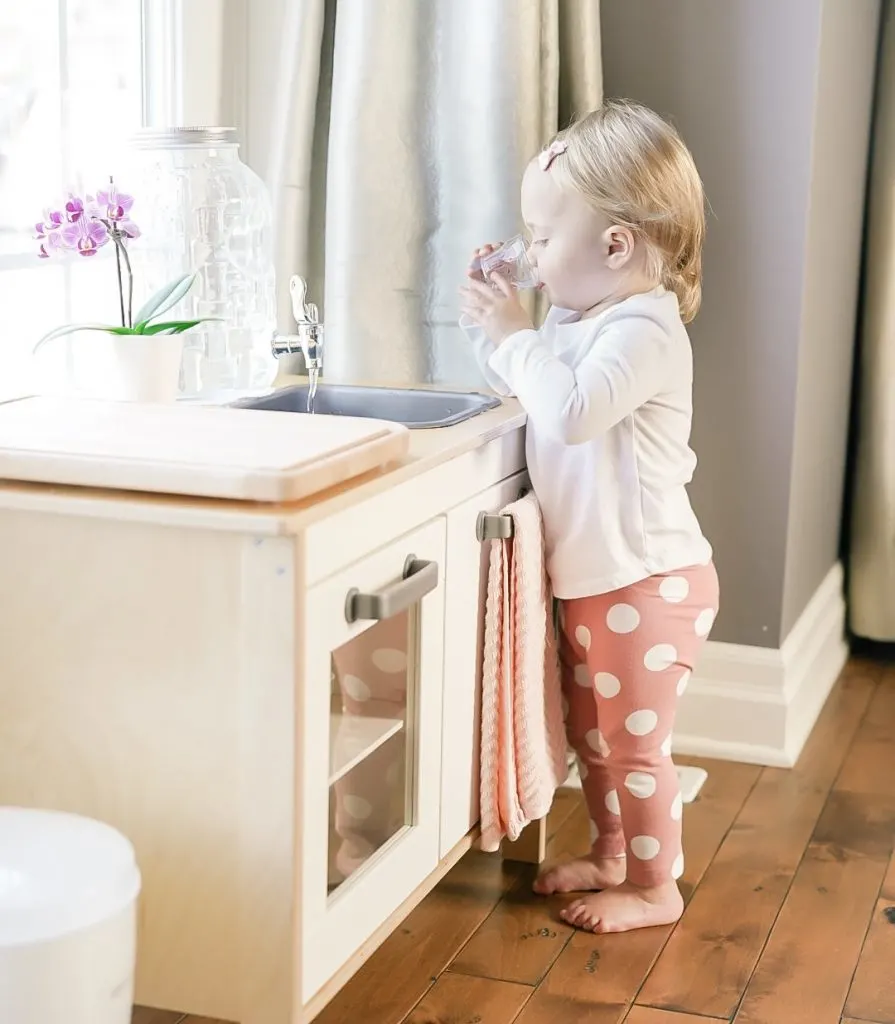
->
[142, 0, 186, 129]
[0, 0, 245, 382]
[0, 0, 178, 279]
[0, 0, 240, 395]
[0, 0, 234, 276]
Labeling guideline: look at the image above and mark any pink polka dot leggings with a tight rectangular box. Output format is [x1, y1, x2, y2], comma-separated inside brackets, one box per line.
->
[559, 562, 719, 888]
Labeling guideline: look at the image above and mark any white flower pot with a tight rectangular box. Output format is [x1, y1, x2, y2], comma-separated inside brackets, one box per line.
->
[62, 332, 184, 404]
[105, 333, 184, 403]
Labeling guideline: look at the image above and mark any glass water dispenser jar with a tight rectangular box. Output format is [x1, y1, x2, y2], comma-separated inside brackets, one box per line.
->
[126, 126, 278, 398]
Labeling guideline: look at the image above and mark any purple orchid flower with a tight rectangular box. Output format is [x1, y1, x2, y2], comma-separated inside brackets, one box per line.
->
[35, 209, 65, 258]
[35, 180, 141, 327]
[94, 184, 134, 223]
[86, 186, 140, 242]
[64, 195, 85, 222]
[37, 232, 65, 258]
[35, 209, 63, 238]
[61, 216, 109, 256]
[116, 218, 140, 240]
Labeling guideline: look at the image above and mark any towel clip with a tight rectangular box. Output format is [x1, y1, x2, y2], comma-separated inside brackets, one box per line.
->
[475, 488, 529, 542]
[476, 512, 514, 542]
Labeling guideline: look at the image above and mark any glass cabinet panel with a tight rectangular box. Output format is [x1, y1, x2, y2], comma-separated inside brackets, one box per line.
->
[328, 608, 414, 893]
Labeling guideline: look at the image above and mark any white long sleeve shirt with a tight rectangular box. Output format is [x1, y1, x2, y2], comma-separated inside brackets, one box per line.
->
[461, 287, 712, 599]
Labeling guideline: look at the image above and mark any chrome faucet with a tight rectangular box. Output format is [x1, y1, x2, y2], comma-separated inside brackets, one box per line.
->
[271, 275, 323, 367]
[271, 275, 323, 410]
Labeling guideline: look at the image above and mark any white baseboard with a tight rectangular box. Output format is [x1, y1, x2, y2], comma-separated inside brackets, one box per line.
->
[673, 562, 848, 768]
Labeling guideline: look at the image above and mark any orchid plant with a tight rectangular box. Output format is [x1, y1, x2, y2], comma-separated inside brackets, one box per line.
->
[33, 177, 217, 352]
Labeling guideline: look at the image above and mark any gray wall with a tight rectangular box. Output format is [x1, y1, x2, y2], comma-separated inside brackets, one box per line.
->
[601, 0, 879, 648]
[781, 0, 881, 637]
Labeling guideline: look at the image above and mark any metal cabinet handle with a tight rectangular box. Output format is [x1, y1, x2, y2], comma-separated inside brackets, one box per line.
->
[344, 555, 439, 623]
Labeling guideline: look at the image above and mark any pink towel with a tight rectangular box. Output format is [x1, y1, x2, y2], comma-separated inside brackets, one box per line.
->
[479, 492, 568, 852]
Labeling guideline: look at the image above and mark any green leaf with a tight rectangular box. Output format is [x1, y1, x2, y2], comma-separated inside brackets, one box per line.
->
[32, 322, 130, 353]
[133, 271, 198, 326]
[141, 317, 222, 335]
[141, 319, 203, 335]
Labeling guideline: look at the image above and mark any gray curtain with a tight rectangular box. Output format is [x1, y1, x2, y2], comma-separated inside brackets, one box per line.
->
[850, 0, 895, 639]
[266, 0, 602, 387]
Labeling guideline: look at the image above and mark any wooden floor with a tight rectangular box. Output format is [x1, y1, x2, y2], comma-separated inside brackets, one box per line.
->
[134, 657, 895, 1024]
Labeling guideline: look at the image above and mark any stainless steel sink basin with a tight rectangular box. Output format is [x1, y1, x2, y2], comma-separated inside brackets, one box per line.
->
[231, 384, 502, 429]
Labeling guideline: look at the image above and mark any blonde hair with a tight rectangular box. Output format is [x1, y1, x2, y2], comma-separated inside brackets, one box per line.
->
[546, 99, 706, 323]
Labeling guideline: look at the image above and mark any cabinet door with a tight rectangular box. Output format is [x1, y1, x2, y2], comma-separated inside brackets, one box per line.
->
[440, 470, 529, 857]
[300, 518, 446, 1002]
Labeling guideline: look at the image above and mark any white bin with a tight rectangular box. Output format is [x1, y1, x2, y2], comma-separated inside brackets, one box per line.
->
[0, 807, 142, 1024]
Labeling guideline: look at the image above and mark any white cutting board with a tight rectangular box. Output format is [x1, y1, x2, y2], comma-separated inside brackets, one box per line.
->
[0, 397, 410, 503]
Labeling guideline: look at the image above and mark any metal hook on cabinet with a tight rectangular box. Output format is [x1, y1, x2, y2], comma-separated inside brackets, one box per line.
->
[476, 511, 513, 542]
[474, 488, 530, 542]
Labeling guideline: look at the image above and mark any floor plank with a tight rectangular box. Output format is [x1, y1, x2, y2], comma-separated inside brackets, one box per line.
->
[132, 1011, 185, 1024]
[448, 870, 576, 986]
[732, 790, 895, 1024]
[543, 795, 591, 863]
[636, 666, 878, 1019]
[448, 806, 584, 985]
[513, 758, 760, 1024]
[844, 852, 895, 1023]
[733, 673, 895, 1024]
[834, 667, 895, 796]
[836, 667, 895, 1024]
[624, 1008, 725, 1023]
[313, 850, 519, 1024]
[405, 972, 533, 1023]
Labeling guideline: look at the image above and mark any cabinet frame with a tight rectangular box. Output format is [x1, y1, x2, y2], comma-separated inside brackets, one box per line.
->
[298, 518, 447, 1003]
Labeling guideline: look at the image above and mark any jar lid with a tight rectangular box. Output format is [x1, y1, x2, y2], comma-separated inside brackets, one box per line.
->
[131, 126, 239, 149]
[0, 807, 141, 946]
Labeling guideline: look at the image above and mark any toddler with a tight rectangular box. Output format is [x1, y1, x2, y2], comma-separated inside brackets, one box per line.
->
[459, 99, 719, 934]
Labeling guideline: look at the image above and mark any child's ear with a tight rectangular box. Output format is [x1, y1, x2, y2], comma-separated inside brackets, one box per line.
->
[604, 225, 636, 269]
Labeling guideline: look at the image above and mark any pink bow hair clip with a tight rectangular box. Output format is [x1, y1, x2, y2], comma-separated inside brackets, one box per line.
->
[538, 138, 568, 171]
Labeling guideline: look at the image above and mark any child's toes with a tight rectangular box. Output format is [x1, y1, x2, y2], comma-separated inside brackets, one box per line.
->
[561, 900, 588, 927]
[582, 911, 603, 932]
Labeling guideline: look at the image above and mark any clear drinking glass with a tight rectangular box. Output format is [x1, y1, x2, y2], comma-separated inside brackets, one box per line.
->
[126, 127, 279, 398]
[478, 234, 538, 290]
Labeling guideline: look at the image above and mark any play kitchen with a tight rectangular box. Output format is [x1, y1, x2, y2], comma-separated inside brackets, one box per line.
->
[0, 114, 538, 1023]
[0, 264, 529, 1024]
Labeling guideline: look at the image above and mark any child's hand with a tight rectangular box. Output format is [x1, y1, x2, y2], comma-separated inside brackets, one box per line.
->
[467, 242, 502, 284]
[459, 274, 534, 345]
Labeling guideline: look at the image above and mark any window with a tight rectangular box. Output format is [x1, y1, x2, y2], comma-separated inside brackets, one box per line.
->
[0, 0, 178, 393]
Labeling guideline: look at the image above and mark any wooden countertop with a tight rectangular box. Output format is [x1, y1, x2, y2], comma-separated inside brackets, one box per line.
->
[0, 377, 526, 533]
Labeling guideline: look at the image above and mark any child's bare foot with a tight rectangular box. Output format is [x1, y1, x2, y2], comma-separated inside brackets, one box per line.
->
[560, 880, 683, 933]
[533, 855, 626, 895]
